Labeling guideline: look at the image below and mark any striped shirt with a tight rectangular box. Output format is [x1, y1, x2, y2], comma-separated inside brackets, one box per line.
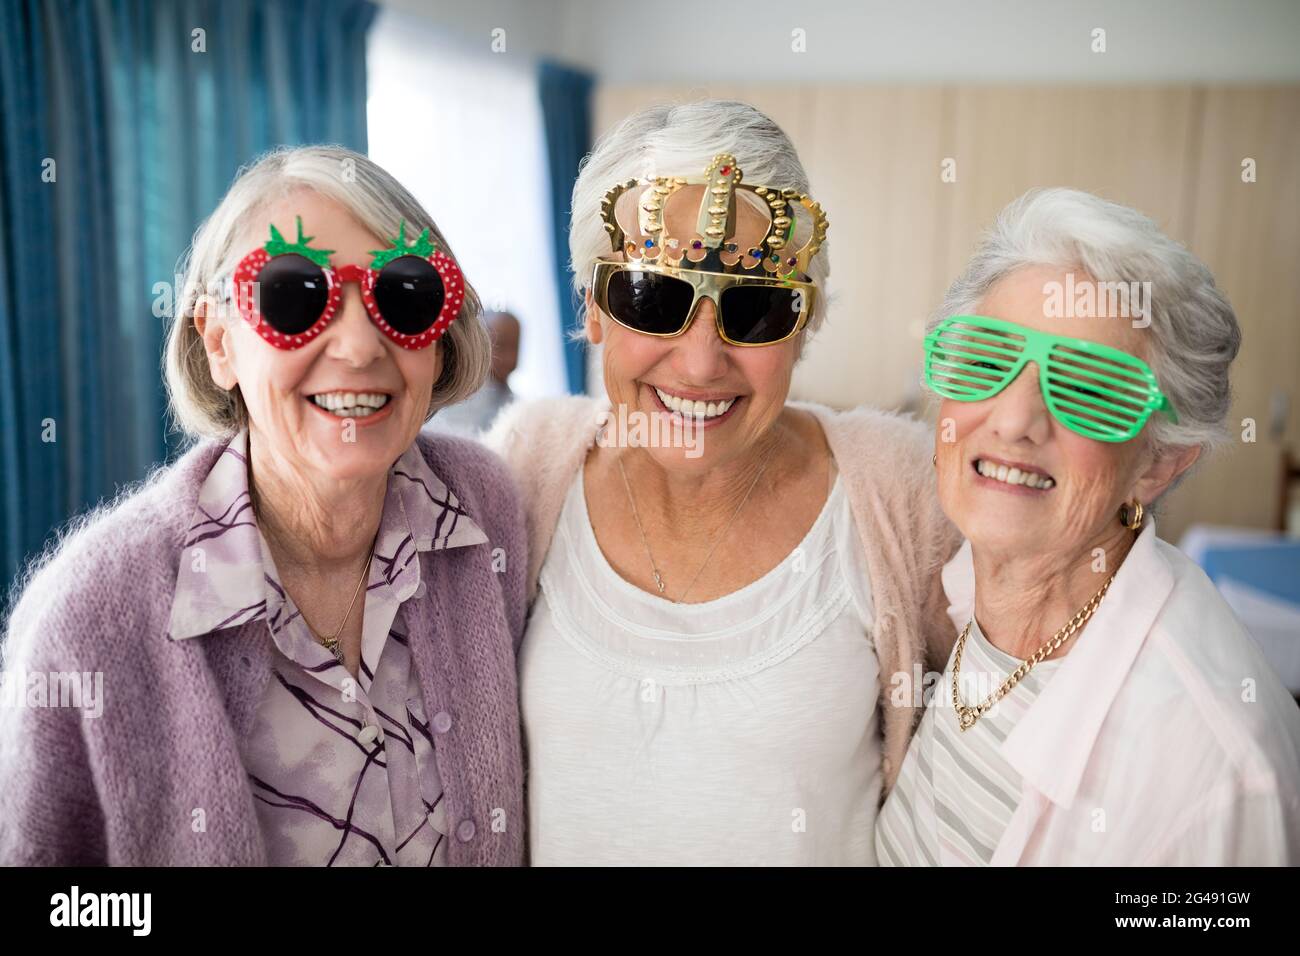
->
[876, 619, 1062, 866]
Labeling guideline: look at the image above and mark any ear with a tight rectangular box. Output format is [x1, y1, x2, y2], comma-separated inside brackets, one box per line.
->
[583, 287, 603, 345]
[1132, 443, 1202, 504]
[194, 299, 239, 391]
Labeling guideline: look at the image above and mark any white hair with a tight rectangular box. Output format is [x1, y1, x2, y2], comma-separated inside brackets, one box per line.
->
[931, 187, 1241, 454]
[569, 99, 830, 336]
[164, 145, 490, 440]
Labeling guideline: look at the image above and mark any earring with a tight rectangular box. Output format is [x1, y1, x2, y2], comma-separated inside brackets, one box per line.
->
[932, 453, 938, 466]
[1119, 498, 1144, 531]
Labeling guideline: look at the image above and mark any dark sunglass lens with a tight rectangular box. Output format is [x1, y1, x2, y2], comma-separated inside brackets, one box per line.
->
[719, 285, 802, 344]
[374, 255, 445, 335]
[605, 269, 695, 334]
[256, 254, 329, 335]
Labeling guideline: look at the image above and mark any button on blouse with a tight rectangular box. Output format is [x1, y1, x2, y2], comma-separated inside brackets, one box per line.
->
[167, 428, 489, 865]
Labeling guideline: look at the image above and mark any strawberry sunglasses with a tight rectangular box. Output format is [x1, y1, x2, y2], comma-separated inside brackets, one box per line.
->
[230, 216, 465, 350]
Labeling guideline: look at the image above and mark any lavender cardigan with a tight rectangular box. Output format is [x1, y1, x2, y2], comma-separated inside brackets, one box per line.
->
[0, 432, 527, 866]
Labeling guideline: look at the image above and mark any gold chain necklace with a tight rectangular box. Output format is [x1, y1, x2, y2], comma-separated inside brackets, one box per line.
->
[951, 569, 1117, 731]
[247, 452, 377, 665]
[616, 436, 781, 604]
[307, 544, 374, 665]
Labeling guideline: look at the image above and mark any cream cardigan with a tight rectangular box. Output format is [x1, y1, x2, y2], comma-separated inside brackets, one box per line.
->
[483, 395, 963, 793]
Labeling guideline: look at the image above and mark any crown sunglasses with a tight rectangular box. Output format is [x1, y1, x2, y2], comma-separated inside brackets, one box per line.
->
[591, 260, 816, 347]
[229, 217, 465, 350]
[924, 314, 1178, 442]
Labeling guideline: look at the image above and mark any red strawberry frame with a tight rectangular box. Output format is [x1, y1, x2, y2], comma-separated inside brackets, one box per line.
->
[230, 217, 465, 351]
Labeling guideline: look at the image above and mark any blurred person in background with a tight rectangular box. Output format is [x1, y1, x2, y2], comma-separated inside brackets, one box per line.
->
[428, 310, 521, 436]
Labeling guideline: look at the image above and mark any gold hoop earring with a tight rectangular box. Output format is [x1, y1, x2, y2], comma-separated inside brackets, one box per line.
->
[1119, 498, 1144, 531]
[932, 453, 938, 466]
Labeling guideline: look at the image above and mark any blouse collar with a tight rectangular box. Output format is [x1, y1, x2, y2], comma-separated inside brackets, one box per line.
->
[941, 520, 1176, 807]
[167, 427, 488, 641]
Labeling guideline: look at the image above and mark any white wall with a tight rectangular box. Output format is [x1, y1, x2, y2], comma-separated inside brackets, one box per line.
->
[379, 0, 1300, 83]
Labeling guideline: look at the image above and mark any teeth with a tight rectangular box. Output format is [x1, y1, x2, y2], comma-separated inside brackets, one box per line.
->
[654, 386, 736, 419]
[976, 459, 1054, 489]
[310, 391, 391, 416]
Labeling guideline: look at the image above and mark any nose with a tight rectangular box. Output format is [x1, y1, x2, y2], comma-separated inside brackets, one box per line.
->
[323, 277, 386, 367]
[672, 295, 731, 381]
[985, 362, 1053, 445]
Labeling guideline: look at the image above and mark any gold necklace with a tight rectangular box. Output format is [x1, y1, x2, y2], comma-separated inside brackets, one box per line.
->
[616, 435, 782, 604]
[308, 544, 374, 665]
[245, 440, 376, 664]
[951, 569, 1117, 731]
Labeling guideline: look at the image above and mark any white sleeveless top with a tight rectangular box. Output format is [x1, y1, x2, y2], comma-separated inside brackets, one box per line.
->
[519, 463, 881, 865]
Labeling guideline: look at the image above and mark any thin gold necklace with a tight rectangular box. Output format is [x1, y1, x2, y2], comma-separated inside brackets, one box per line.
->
[247, 451, 377, 664]
[616, 435, 782, 604]
[307, 544, 374, 665]
[951, 569, 1117, 731]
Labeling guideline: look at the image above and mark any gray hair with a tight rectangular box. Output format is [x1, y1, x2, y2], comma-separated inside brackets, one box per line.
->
[165, 144, 490, 440]
[931, 187, 1241, 454]
[569, 99, 830, 335]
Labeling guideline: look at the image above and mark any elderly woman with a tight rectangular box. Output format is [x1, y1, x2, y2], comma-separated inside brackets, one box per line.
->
[485, 100, 961, 865]
[876, 188, 1300, 866]
[0, 146, 526, 865]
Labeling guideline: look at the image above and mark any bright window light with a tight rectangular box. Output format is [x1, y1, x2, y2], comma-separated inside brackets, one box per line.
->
[367, 9, 567, 400]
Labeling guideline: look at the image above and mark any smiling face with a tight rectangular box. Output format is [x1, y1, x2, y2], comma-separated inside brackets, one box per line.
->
[586, 186, 801, 472]
[201, 189, 442, 481]
[935, 264, 1191, 561]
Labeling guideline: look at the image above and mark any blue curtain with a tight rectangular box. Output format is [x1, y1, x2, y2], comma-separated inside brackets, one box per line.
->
[0, 0, 375, 600]
[537, 61, 593, 397]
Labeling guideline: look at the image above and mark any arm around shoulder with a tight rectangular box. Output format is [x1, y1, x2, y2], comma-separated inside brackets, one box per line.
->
[420, 431, 529, 651]
[826, 405, 964, 669]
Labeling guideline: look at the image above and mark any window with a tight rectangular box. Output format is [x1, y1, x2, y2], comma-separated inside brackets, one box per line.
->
[367, 10, 567, 400]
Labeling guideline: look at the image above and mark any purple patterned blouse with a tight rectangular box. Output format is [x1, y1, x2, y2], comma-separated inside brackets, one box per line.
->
[166, 428, 489, 866]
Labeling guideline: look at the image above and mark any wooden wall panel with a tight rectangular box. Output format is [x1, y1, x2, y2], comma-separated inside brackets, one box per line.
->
[791, 87, 950, 410]
[1161, 87, 1300, 540]
[939, 87, 1199, 274]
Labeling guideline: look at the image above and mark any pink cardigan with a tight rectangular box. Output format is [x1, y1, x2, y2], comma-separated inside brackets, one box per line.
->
[484, 396, 963, 792]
